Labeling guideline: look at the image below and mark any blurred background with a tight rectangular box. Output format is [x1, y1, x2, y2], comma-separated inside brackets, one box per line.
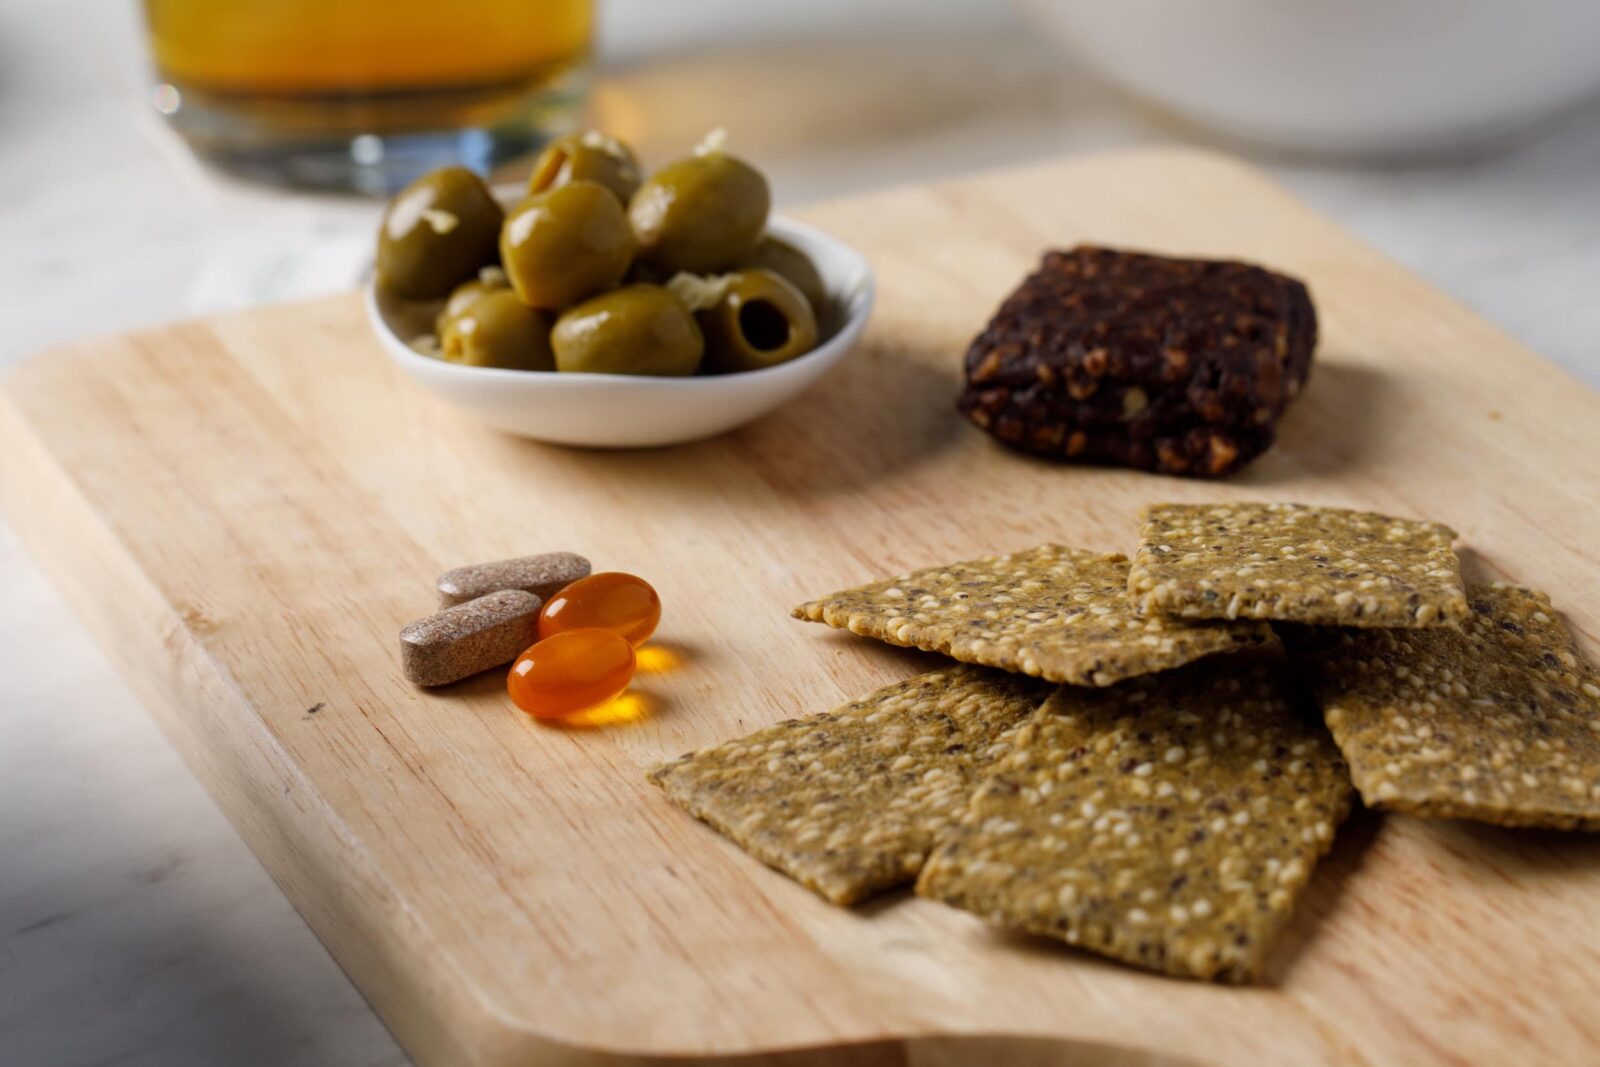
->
[2, 2, 1599, 1065]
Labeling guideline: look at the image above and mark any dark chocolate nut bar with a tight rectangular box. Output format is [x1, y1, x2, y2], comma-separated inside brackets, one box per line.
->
[957, 246, 1317, 477]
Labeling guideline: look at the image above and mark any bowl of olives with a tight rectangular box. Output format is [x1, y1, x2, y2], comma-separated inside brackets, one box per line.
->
[365, 131, 874, 448]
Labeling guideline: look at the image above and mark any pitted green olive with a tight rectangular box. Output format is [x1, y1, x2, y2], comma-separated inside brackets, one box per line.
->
[435, 268, 510, 335]
[500, 181, 635, 310]
[696, 269, 817, 374]
[551, 285, 703, 377]
[439, 290, 555, 371]
[739, 236, 826, 318]
[528, 131, 642, 205]
[376, 166, 503, 300]
[628, 150, 770, 274]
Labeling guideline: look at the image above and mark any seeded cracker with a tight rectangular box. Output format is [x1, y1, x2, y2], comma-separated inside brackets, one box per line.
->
[1130, 502, 1469, 628]
[793, 545, 1270, 687]
[916, 652, 1352, 983]
[1289, 583, 1600, 829]
[649, 666, 1052, 904]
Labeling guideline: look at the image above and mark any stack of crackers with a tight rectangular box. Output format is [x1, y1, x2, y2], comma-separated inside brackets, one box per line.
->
[649, 501, 1600, 983]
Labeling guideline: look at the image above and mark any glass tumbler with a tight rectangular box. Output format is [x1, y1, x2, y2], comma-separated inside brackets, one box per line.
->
[142, 0, 591, 194]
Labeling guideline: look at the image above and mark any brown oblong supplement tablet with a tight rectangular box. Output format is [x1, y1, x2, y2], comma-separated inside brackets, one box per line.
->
[400, 589, 542, 687]
[436, 551, 591, 608]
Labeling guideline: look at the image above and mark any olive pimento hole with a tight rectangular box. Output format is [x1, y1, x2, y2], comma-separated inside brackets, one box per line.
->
[738, 300, 790, 351]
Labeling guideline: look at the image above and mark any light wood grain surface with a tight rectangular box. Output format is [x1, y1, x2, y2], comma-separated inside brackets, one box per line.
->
[4, 148, 1599, 1066]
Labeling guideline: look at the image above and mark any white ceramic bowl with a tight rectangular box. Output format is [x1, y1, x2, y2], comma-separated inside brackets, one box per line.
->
[1015, 0, 1600, 157]
[365, 216, 874, 447]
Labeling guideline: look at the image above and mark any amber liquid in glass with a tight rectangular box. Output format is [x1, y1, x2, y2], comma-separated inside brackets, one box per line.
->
[144, 0, 591, 192]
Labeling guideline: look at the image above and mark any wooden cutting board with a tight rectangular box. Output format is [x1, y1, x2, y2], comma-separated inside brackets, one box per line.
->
[4, 148, 1599, 1067]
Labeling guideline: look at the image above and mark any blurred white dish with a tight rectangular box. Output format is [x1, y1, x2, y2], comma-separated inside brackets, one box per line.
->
[1015, 0, 1600, 156]
[366, 216, 874, 448]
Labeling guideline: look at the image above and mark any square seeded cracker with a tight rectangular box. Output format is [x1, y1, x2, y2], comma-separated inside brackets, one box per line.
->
[1288, 582, 1600, 829]
[916, 652, 1352, 983]
[648, 666, 1052, 904]
[1129, 501, 1469, 628]
[793, 545, 1270, 687]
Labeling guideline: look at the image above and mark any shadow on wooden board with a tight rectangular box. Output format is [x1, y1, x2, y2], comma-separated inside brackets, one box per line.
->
[496, 1035, 1205, 1066]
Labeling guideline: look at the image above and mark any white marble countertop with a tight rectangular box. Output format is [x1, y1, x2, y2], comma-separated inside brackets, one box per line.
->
[3, 1, 1598, 1064]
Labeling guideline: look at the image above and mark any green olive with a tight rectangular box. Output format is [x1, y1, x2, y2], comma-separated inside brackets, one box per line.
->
[500, 181, 635, 310]
[435, 268, 510, 335]
[697, 269, 817, 374]
[376, 167, 503, 300]
[528, 131, 642, 205]
[628, 150, 770, 274]
[439, 290, 555, 371]
[739, 236, 826, 317]
[552, 285, 703, 376]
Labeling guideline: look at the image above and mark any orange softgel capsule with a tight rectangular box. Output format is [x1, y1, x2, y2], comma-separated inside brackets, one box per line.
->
[539, 571, 661, 647]
[507, 628, 635, 719]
